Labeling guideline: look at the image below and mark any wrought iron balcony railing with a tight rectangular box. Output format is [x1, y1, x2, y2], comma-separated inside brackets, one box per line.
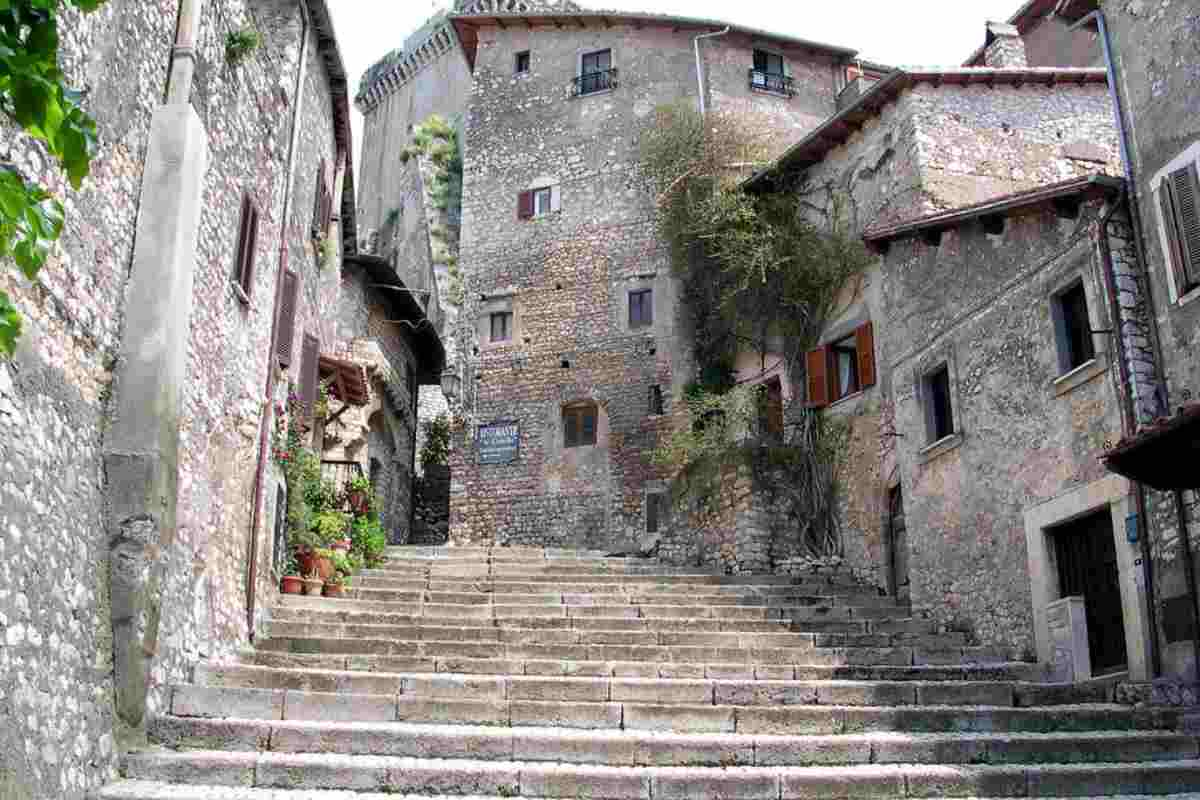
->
[748, 69, 794, 97]
[573, 68, 619, 97]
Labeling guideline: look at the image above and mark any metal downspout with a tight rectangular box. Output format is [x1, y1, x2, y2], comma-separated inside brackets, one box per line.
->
[246, 0, 311, 639]
[166, 0, 204, 105]
[693, 27, 730, 117]
[1097, 190, 1160, 677]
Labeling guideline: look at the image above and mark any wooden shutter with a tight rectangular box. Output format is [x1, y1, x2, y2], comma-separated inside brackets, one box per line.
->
[564, 408, 579, 447]
[1167, 163, 1200, 289]
[855, 321, 876, 389]
[646, 493, 660, 534]
[806, 346, 830, 408]
[313, 159, 326, 236]
[1159, 184, 1188, 288]
[299, 334, 320, 415]
[241, 201, 260, 296]
[275, 270, 300, 368]
[517, 190, 534, 220]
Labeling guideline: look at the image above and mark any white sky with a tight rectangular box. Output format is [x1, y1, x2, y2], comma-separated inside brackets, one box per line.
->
[328, 0, 1024, 179]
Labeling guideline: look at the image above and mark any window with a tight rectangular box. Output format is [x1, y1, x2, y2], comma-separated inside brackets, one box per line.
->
[649, 385, 664, 416]
[646, 491, 668, 534]
[490, 311, 512, 343]
[577, 49, 614, 95]
[1053, 281, 1096, 373]
[924, 364, 955, 444]
[233, 193, 260, 302]
[805, 321, 876, 408]
[629, 288, 653, 328]
[515, 50, 531, 74]
[751, 49, 792, 96]
[518, 186, 555, 219]
[299, 333, 320, 416]
[312, 159, 332, 239]
[1157, 161, 1200, 297]
[564, 403, 598, 448]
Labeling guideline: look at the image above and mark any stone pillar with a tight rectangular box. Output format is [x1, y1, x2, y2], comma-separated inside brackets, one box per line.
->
[103, 103, 209, 729]
[983, 21, 1029, 69]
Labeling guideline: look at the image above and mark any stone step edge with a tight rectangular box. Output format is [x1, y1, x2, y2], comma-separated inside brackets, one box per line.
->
[118, 751, 1200, 798]
[194, 663, 1091, 706]
[239, 650, 1045, 681]
[92, 780, 1200, 800]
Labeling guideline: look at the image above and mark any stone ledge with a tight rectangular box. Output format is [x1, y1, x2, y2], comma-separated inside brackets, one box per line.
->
[1052, 357, 1108, 397]
[918, 432, 963, 464]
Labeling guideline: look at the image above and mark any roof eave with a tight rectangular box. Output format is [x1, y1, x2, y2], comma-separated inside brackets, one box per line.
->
[345, 254, 447, 381]
[308, 0, 358, 258]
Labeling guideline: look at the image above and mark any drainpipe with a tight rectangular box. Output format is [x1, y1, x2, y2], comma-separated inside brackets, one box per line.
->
[1081, 7, 1192, 678]
[246, 0, 311, 638]
[165, 0, 204, 105]
[693, 27, 730, 117]
[1097, 189, 1160, 677]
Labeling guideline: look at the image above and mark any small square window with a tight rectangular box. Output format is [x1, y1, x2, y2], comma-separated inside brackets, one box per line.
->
[578, 49, 613, 95]
[490, 311, 512, 343]
[649, 385, 664, 415]
[629, 289, 653, 328]
[753, 49, 784, 76]
[1053, 281, 1096, 373]
[924, 365, 955, 444]
[533, 187, 553, 217]
[564, 403, 598, 448]
[515, 50, 531, 74]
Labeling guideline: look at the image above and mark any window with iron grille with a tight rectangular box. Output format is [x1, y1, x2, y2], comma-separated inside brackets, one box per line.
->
[564, 402, 598, 448]
[577, 49, 614, 96]
[490, 311, 513, 343]
[629, 288, 653, 328]
[750, 49, 792, 95]
[515, 50, 531, 74]
[1157, 160, 1200, 298]
[1052, 280, 1096, 373]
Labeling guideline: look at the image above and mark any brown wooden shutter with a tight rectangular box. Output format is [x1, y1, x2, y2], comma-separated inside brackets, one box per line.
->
[241, 201, 260, 295]
[275, 270, 300, 368]
[233, 195, 252, 297]
[806, 346, 830, 408]
[517, 190, 534, 219]
[856, 321, 876, 389]
[1159, 184, 1187, 285]
[299, 334, 320, 415]
[1167, 163, 1200, 288]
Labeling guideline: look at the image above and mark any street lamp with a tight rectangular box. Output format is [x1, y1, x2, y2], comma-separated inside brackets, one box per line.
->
[440, 371, 461, 402]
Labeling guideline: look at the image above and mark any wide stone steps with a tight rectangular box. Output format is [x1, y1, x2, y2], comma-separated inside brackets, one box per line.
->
[168, 682, 1176, 734]
[101, 546, 1200, 799]
[244, 649, 1043, 681]
[192, 663, 1101, 708]
[149, 717, 1199, 768]
[92, 783, 1200, 800]
[117, 751, 1200, 798]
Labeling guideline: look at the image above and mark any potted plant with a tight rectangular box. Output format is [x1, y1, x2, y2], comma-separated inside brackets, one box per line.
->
[312, 547, 336, 581]
[346, 474, 372, 516]
[301, 570, 324, 596]
[280, 554, 303, 595]
[322, 571, 348, 597]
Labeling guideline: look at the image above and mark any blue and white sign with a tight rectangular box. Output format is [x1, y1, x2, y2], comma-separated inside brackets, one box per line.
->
[477, 420, 520, 465]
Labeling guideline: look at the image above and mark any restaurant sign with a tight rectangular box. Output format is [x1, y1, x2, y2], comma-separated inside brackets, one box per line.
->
[477, 420, 519, 465]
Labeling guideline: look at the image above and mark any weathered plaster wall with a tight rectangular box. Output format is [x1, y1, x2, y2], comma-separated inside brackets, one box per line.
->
[886, 200, 1125, 654]
[0, 2, 178, 797]
[1104, 0, 1200, 680]
[450, 19, 840, 551]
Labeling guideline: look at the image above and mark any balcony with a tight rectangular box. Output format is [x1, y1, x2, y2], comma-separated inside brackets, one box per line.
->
[573, 68, 618, 97]
[749, 69, 794, 98]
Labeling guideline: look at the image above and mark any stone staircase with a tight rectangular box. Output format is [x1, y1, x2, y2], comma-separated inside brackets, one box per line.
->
[96, 545, 1200, 799]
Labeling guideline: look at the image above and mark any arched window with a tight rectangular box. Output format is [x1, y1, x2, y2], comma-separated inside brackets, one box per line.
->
[563, 401, 598, 448]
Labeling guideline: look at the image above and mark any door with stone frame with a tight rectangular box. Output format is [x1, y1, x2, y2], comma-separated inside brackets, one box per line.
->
[1051, 508, 1127, 675]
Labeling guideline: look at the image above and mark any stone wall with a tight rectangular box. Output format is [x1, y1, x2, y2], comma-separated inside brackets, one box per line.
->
[885, 199, 1125, 656]
[449, 18, 846, 552]
[0, 2, 355, 798]
[1104, 0, 1200, 680]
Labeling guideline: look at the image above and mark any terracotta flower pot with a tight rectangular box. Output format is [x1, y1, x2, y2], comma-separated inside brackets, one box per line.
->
[280, 575, 303, 595]
[301, 578, 324, 596]
[322, 582, 345, 598]
[295, 549, 317, 576]
[315, 555, 335, 580]
[348, 490, 370, 515]
[332, 539, 351, 552]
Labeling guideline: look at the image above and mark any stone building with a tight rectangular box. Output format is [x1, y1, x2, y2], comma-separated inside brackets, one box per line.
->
[442, 4, 870, 552]
[0, 2, 439, 798]
[1086, 0, 1200, 684]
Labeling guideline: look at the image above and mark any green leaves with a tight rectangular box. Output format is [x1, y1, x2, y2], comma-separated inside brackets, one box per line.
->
[0, 0, 105, 357]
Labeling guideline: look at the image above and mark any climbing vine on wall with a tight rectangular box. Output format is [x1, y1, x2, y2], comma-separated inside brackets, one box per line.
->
[0, 0, 106, 358]
[400, 114, 464, 308]
[640, 102, 871, 556]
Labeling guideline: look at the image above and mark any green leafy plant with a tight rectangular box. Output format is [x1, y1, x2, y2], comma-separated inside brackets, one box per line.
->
[639, 101, 872, 555]
[419, 413, 451, 470]
[312, 510, 349, 547]
[350, 514, 387, 567]
[317, 232, 336, 271]
[385, 207, 400, 227]
[0, 0, 107, 358]
[348, 474, 371, 493]
[225, 27, 261, 66]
